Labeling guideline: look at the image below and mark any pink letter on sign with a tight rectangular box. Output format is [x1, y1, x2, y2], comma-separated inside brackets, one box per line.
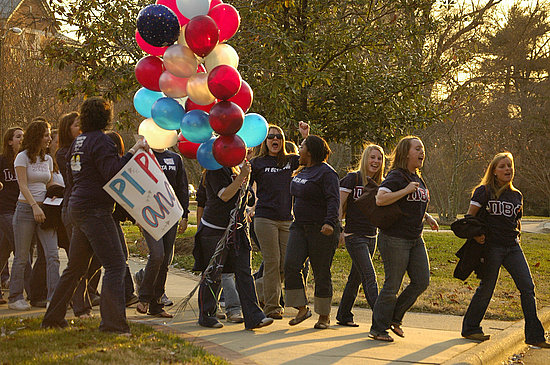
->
[135, 152, 158, 184]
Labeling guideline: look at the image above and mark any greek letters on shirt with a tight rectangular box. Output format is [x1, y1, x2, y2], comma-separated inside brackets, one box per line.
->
[292, 176, 307, 185]
[3, 168, 16, 182]
[264, 162, 292, 174]
[161, 158, 177, 171]
[407, 187, 429, 202]
[352, 186, 364, 200]
[487, 200, 521, 218]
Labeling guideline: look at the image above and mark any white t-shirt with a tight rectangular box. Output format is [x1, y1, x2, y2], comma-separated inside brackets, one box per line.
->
[14, 150, 53, 203]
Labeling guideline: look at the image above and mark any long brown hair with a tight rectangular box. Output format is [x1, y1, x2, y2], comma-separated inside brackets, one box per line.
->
[357, 143, 385, 184]
[2, 127, 23, 165]
[473, 152, 519, 199]
[21, 120, 50, 163]
[49, 129, 59, 173]
[256, 125, 291, 168]
[388, 135, 422, 175]
[58, 112, 79, 148]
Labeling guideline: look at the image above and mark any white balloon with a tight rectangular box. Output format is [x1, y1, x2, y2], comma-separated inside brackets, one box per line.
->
[138, 118, 178, 149]
[204, 43, 239, 71]
[176, 0, 210, 20]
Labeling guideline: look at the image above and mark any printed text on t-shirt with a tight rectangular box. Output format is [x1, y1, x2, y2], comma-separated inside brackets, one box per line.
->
[407, 187, 429, 202]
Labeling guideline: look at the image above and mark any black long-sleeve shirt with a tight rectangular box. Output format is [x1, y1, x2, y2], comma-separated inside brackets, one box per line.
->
[152, 149, 189, 219]
[290, 163, 340, 228]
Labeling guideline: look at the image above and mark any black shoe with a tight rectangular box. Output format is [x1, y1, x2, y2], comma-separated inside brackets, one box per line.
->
[90, 294, 100, 307]
[463, 333, 490, 341]
[526, 341, 550, 348]
[125, 294, 139, 307]
[198, 317, 224, 328]
[41, 319, 69, 329]
[30, 300, 48, 308]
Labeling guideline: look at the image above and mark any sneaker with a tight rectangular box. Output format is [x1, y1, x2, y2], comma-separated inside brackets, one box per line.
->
[159, 293, 173, 306]
[463, 333, 490, 342]
[249, 317, 274, 330]
[125, 294, 139, 307]
[30, 300, 47, 308]
[198, 317, 224, 328]
[8, 299, 31, 311]
[226, 312, 244, 323]
[216, 307, 226, 320]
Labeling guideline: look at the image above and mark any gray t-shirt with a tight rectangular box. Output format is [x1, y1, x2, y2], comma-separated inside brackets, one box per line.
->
[14, 150, 53, 203]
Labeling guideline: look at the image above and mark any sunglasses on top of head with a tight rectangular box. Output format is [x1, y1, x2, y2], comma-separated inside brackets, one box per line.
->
[267, 133, 283, 140]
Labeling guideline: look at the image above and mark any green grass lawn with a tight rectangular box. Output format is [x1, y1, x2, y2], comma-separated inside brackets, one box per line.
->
[0, 317, 228, 365]
[124, 213, 550, 321]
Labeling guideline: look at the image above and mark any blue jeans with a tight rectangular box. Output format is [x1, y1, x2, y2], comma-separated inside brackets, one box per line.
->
[9, 202, 59, 303]
[221, 273, 242, 315]
[370, 233, 430, 335]
[337, 234, 378, 323]
[139, 224, 177, 314]
[284, 222, 338, 316]
[462, 244, 545, 344]
[42, 206, 129, 333]
[197, 232, 265, 329]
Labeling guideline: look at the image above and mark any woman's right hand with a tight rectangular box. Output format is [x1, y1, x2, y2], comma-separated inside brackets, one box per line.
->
[405, 182, 420, 194]
[239, 161, 251, 179]
[32, 204, 46, 224]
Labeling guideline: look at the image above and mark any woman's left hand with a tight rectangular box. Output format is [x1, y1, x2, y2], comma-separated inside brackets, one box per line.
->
[426, 215, 439, 231]
[320, 224, 334, 236]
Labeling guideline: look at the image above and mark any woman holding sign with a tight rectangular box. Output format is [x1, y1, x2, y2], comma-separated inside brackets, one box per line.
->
[42, 97, 148, 334]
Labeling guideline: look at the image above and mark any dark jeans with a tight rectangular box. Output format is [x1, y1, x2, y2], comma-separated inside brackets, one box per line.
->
[462, 244, 545, 344]
[337, 234, 378, 323]
[115, 223, 135, 301]
[370, 233, 430, 335]
[29, 240, 47, 303]
[197, 232, 265, 329]
[42, 206, 129, 333]
[284, 222, 338, 316]
[138, 224, 177, 313]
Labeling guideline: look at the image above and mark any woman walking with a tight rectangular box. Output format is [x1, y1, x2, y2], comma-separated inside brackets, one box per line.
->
[336, 144, 384, 327]
[461, 152, 549, 347]
[369, 136, 438, 342]
[9, 120, 60, 310]
[249, 123, 308, 319]
[284, 135, 340, 329]
[42, 97, 148, 333]
[0, 127, 24, 304]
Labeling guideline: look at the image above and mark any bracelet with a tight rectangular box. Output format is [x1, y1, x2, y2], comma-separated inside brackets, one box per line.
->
[31, 202, 38, 207]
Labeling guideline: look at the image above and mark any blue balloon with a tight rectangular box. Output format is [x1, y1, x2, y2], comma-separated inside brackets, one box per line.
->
[236, 113, 269, 148]
[197, 137, 223, 170]
[134, 87, 163, 118]
[151, 97, 185, 130]
[180, 110, 213, 143]
[136, 5, 180, 47]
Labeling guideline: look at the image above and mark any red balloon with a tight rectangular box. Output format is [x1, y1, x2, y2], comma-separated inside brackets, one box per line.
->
[136, 30, 168, 56]
[209, 0, 223, 11]
[212, 134, 246, 167]
[228, 80, 253, 113]
[207, 65, 242, 100]
[209, 101, 244, 135]
[135, 56, 165, 91]
[177, 134, 200, 159]
[209, 4, 240, 42]
[185, 15, 219, 57]
[185, 98, 216, 113]
[156, 0, 189, 26]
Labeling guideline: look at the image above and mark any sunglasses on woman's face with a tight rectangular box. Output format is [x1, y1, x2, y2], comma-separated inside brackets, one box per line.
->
[267, 133, 283, 140]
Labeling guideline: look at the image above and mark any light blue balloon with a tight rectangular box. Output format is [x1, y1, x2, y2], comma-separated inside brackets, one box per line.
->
[134, 87, 163, 118]
[197, 137, 223, 170]
[151, 97, 185, 130]
[180, 109, 213, 143]
[236, 113, 268, 148]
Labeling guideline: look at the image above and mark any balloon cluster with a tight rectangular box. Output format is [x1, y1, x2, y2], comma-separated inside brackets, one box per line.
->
[133, 0, 268, 169]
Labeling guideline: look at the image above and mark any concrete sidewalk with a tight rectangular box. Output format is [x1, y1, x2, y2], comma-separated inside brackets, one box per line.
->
[1, 253, 549, 364]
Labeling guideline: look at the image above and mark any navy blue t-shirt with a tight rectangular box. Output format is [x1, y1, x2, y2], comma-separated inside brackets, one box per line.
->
[471, 185, 522, 246]
[340, 172, 377, 236]
[0, 155, 19, 214]
[68, 130, 132, 209]
[250, 154, 299, 221]
[196, 175, 206, 208]
[378, 169, 429, 239]
[201, 167, 240, 228]
[153, 150, 189, 219]
[290, 163, 340, 228]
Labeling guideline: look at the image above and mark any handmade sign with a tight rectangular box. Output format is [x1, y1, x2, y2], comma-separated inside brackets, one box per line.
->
[103, 149, 183, 240]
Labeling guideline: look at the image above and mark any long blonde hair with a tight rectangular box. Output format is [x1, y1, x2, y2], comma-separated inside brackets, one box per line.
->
[357, 143, 385, 184]
[388, 135, 422, 175]
[474, 152, 518, 198]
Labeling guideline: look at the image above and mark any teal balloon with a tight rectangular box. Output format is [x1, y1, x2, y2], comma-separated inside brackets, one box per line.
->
[180, 109, 213, 143]
[197, 137, 223, 170]
[151, 97, 185, 130]
[134, 87, 163, 118]
[236, 113, 268, 148]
